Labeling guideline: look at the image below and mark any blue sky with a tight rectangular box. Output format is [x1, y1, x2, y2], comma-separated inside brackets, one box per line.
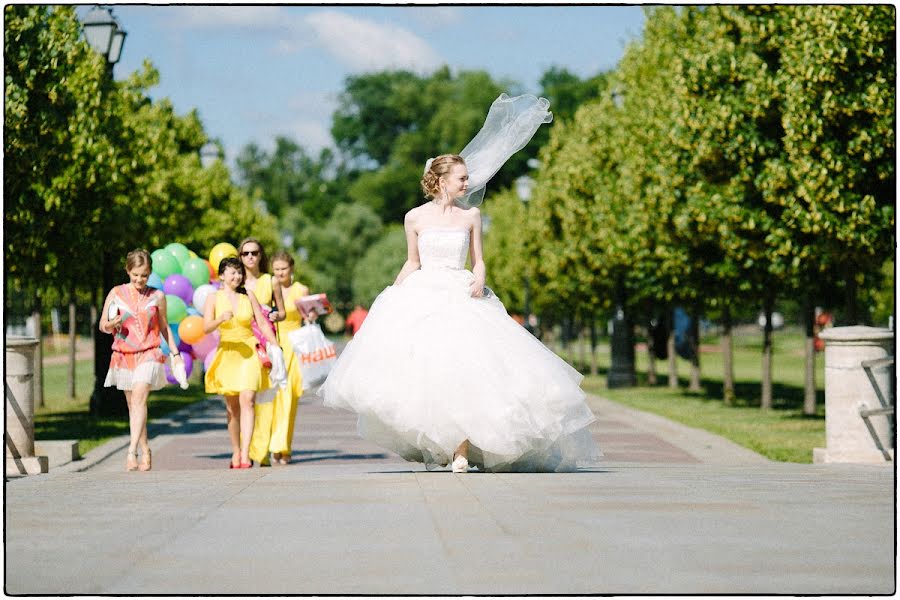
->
[86, 5, 646, 163]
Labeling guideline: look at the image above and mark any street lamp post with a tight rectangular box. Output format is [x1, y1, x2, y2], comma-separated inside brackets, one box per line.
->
[606, 85, 636, 388]
[82, 5, 129, 416]
[200, 142, 222, 169]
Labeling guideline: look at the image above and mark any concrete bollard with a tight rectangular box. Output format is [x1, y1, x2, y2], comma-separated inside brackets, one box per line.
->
[813, 326, 895, 464]
[6, 336, 48, 475]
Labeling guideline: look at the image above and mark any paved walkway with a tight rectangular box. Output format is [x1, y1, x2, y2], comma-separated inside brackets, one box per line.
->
[6, 389, 895, 594]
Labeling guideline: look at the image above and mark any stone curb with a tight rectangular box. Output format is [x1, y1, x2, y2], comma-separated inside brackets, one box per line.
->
[588, 394, 772, 464]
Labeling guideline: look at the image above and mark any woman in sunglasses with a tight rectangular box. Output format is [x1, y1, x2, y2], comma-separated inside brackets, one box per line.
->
[237, 237, 288, 466]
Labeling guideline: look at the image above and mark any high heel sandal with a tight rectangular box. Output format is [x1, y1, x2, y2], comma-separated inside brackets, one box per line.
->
[138, 449, 152, 472]
[125, 451, 139, 472]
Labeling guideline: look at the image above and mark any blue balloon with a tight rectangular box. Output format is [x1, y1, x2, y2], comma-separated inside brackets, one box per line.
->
[148, 272, 164, 289]
[186, 307, 201, 317]
[161, 330, 181, 356]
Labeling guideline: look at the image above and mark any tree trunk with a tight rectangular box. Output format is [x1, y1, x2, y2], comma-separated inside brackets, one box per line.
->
[91, 252, 126, 417]
[844, 270, 859, 325]
[667, 309, 679, 389]
[68, 287, 77, 399]
[803, 298, 817, 415]
[608, 278, 636, 388]
[688, 309, 702, 392]
[577, 320, 587, 370]
[722, 305, 735, 406]
[589, 320, 598, 376]
[646, 317, 658, 385]
[761, 297, 774, 410]
[31, 305, 44, 409]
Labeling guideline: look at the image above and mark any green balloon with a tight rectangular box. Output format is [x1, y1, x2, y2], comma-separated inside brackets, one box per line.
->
[151, 249, 181, 278]
[165, 242, 191, 266]
[183, 257, 211, 289]
[165, 294, 188, 324]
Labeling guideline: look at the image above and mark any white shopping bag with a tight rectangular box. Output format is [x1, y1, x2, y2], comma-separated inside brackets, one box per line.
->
[168, 354, 189, 390]
[287, 323, 337, 387]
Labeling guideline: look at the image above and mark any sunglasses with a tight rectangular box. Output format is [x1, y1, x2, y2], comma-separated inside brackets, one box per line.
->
[240, 250, 260, 257]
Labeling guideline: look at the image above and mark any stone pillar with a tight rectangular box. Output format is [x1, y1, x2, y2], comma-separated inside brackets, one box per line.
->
[813, 326, 894, 464]
[6, 336, 49, 475]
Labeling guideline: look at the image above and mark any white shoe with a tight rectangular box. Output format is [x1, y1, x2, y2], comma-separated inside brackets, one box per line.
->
[451, 454, 469, 473]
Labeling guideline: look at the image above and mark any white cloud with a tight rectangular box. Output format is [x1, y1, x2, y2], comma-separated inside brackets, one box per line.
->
[303, 10, 441, 74]
[409, 7, 464, 30]
[173, 6, 291, 32]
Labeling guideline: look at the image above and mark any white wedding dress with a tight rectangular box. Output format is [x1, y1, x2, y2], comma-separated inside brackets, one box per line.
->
[319, 227, 601, 472]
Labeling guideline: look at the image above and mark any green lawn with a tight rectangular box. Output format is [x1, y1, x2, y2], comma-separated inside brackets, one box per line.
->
[37, 358, 204, 455]
[561, 327, 826, 463]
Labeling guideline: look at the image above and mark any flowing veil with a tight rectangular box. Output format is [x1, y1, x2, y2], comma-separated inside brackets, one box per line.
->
[456, 93, 553, 208]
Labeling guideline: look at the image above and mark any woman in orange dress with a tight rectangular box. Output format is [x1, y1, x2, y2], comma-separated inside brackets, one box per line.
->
[99, 249, 181, 472]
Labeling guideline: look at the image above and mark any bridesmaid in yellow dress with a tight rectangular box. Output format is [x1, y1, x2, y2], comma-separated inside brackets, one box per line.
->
[237, 237, 288, 466]
[203, 256, 279, 469]
[267, 250, 312, 464]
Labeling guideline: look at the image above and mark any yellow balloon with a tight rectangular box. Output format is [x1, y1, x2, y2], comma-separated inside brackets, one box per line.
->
[188, 250, 198, 259]
[209, 242, 238, 274]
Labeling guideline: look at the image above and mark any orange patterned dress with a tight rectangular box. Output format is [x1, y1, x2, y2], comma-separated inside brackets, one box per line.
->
[103, 284, 168, 391]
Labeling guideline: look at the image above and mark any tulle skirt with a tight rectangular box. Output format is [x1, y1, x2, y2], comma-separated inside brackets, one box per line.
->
[104, 348, 167, 391]
[319, 267, 601, 472]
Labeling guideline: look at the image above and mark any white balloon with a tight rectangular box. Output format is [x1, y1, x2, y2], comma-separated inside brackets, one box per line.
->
[192, 284, 216, 312]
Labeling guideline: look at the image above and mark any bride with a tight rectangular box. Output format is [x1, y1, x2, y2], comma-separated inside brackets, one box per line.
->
[319, 95, 600, 473]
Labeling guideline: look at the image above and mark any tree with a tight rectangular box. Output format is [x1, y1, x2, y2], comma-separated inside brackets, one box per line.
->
[331, 68, 526, 224]
[300, 203, 384, 306]
[351, 225, 408, 307]
[481, 189, 528, 313]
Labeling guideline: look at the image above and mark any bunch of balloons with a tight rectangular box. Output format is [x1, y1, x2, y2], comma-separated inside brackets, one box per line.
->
[148, 242, 239, 386]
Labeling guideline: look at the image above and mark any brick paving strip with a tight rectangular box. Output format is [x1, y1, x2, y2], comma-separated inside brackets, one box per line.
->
[59, 388, 770, 473]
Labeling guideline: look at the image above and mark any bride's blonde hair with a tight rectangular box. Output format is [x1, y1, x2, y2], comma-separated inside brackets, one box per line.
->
[420, 154, 465, 199]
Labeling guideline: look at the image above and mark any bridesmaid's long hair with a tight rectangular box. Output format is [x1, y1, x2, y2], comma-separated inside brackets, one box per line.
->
[218, 256, 248, 295]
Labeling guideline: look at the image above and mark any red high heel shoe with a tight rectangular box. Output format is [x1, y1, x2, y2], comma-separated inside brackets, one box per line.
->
[238, 460, 253, 469]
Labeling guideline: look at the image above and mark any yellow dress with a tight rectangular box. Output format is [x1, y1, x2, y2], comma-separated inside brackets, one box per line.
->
[268, 282, 308, 455]
[250, 280, 308, 462]
[205, 290, 270, 395]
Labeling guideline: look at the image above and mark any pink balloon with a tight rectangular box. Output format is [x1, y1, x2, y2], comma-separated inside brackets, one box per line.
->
[203, 349, 217, 372]
[192, 330, 219, 360]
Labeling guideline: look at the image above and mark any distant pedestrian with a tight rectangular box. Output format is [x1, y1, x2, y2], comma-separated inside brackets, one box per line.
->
[203, 256, 282, 469]
[345, 304, 368, 337]
[99, 248, 182, 472]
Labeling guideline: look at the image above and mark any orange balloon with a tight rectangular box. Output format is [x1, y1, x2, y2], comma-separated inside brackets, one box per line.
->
[205, 259, 215, 281]
[178, 315, 206, 345]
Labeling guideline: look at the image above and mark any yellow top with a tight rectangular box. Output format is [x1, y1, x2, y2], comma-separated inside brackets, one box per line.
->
[276, 281, 311, 339]
[215, 290, 255, 344]
[249, 273, 274, 306]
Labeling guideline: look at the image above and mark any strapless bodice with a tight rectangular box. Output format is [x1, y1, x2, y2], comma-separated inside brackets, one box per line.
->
[418, 228, 469, 270]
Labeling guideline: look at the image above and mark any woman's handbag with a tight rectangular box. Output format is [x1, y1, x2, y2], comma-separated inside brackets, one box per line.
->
[251, 305, 273, 369]
[287, 323, 337, 387]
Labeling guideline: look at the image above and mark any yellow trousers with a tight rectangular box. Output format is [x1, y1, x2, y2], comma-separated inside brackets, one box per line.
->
[249, 355, 302, 463]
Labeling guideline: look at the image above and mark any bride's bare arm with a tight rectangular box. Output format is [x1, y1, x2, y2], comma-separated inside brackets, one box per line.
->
[468, 208, 486, 297]
[393, 211, 421, 286]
